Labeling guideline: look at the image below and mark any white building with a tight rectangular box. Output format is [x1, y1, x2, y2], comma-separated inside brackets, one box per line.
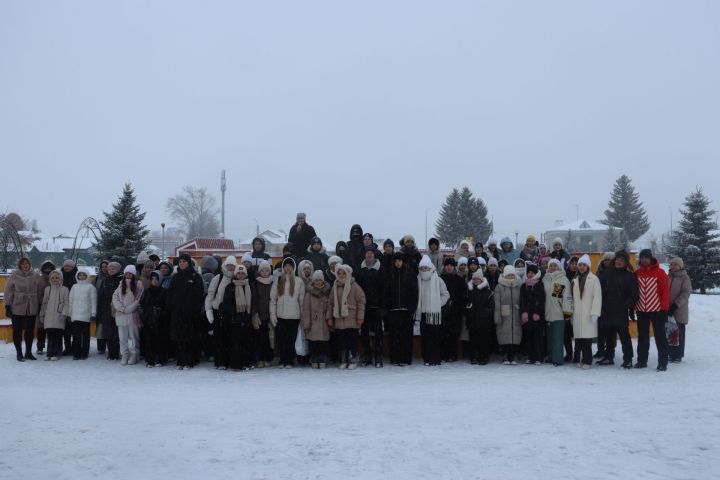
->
[238, 229, 288, 258]
[544, 220, 621, 253]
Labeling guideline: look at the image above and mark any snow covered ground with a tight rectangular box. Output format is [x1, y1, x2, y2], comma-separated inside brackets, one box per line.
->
[3, 296, 719, 480]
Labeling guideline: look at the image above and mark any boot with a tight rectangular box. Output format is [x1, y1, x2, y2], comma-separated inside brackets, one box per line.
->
[24, 352, 37, 361]
[374, 353, 383, 368]
[97, 339, 106, 353]
[128, 354, 138, 365]
[16, 351, 25, 362]
[120, 356, 128, 366]
[596, 358, 614, 366]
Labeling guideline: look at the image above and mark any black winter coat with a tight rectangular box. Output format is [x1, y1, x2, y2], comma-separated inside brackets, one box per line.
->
[139, 286, 167, 330]
[62, 267, 78, 291]
[600, 268, 639, 326]
[356, 262, 387, 310]
[520, 281, 546, 320]
[288, 223, 317, 258]
[98, 273, 122, 329]
[167, 267, 204, 342]
[440, 272, 467, 316]
[386, 266, 419, 312]
[486, 270, 500, 291]
[304, 248, 329, 272]
[251, 280, 273, 323]
[400, 246, 422, 276]
[380, 252, 394, 272]
[466, 284, 494, 329]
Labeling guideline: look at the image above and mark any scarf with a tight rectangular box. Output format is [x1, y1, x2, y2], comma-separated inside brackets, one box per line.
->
[212, 275, 233, 310]
[233, 279, 252, 313]
[525, 277, 540, 287]
[255, 275, 273, 285]
[415, 271, 442, 325]
[332, 279, 352, 318]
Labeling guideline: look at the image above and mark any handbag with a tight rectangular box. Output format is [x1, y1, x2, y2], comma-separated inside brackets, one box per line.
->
[295, 322, 309, 356]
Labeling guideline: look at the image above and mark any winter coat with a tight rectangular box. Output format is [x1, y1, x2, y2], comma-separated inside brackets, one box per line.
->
[520, 245, 539, 263]
[386, 266, 419, 312]
[270, 274, 305, 322]
[427, 250, 445, 273]
[68, 271, 97, 322]
[39, 282, 70, 330]
[326, 278, 366, 329]
[380, 252, 395, 272]
[520, 280, 546, 321]
[205, 256, 238, 320]
[288, 222, 317, 258]
[302, 283, 331, 341]
[499, 238, 520, 264]
[112, 281, 144, 327]
[62, 266, 78, 292]
[139, 285, 167, 330]
[635, 260, 670, 313]
[551, 249, 571, 269]
[305, 245, 329, 272]
[4, 267, 44, 316]
[486, 269, 500, 291]
[250, 237, 272, 266]
[466, 279, 494, 329]
[167, 266, 204, 342]
[542, 270, 573, 322]
[669, 269, 692, 324]
[571, 272, 602, 339]
[400, 246, 422, 276]
[494, 277, 522, 345]
[440, 271, 467, 316]
[218, 278, 252, 326]
[599, 267, 638, 327]
[356, 260, 387, 310]
[251, 278, 273, 323]
[98, 273, 122, 328]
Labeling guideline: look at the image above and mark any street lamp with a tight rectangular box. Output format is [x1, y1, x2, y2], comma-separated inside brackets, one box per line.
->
[161, 223, 166, 260]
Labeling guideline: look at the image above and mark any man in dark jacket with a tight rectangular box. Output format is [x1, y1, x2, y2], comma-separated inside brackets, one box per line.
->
[380, 239, 395, 271]
[287, 213, 317, 259]
[598, 250, 639, 368]
[167, 253, 205, 369]
[99, 262, 123, 360]
[61, 259, 78, 354]
[304, 236, 329, 271]
[356, 247, 387, 367]
[347, 224, 365, 271]
[250, 237, 271, 266]
[386, 252, 419, 366]
[439, 258, 467, 362]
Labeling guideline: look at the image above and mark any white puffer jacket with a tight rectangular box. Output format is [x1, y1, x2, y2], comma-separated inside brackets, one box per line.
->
[270, 274, 305, 324]
[69, 270, 98, 322]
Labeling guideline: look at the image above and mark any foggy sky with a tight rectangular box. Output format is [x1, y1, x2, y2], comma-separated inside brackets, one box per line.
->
[1, 1, 719, 248]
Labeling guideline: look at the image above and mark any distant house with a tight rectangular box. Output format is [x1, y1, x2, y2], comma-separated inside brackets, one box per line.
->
[25, 234, 97, 269]
[174, 238, 243, 260]
[544, 220, 620, 253]
[238, 229, 288, 258]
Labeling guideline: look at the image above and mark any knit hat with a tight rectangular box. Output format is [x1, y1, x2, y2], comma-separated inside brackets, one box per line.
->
[419, 255, 433, 270]
[149, 254, 160, 262]
[487, 258, 498, 267]
[468, 257, 480, 267]
[241, 252, 253, 264]
[62, 259, 76, 268]
[428, 237, 440, 247]
[402, 234, 416, 244]
[457, 257, 468, 266]
[548, 259, 562, 269]
[143, 260, 155, 269]
[202, 255, 219, 272]
[552, 237, 564, 248]
[236, 265, 248, 276]
[527, 263, 539, 275]
[472, 270, 484, 280]
[311, 270, 325, 282]
[669, 257, 684, 268]
[526, 234, 537, 243]
[478, 257, 487, 266]
[364, 245, 376, 255]
[296, 212, 306, 220]
[487, 237, 498, 246]
[108, 261, 122, 271]
[502, 265, 516, 277]
[328, 255, 343, 266]
[136, 251, 150, 265]
[392, 252, 405, 262]
[258, 260, 272, 273]
[639, 249, 653, 260]
[578, 254, 592, 268]
[443, 257, 457, 266]
[383, 239, 395, 249]
[603, 252, 615, 261]
[363, 233, 374, 241]
[283, 243, 294, 254]
[123, 265, 137, 276]
[178, 253, 192, 264]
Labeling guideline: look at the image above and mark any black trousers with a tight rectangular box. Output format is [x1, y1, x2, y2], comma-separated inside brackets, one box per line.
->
[386, 310, 413, 364]
[37, 325, 46, 350]
[105, 317, 120, 360]
[467, 320, 493, 362]
[71, 321, 91, 358]
[502, 344, 518, 362]
[596, 320, 606, 354]
[46, 328, 64, 357]
[441, 310, 462, 361]
[214, 323, 232, 368]
[143, 326, 167, 365]
[230, 321, 254, 369]
[420, 319, 442, 365]
[11, 315, 35, 356]
[526, 320, 546, 363]
[670, 324, 686, 361]
[276, 318, 300, 366]
[175, 340, 194, 367]
[254, 321, 273, 363]
[63, 317, 72, 353]
[564, 319, 575, 358]
[361, 308, 383, 361]
[309, 340, 328, 363]
[637, 311, 669, 368]
[576, 338, 593, 365]
[600, 320, 633, 362]
[336, 328, 358, 364]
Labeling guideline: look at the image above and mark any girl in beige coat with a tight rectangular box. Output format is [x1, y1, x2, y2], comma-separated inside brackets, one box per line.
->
[327, 264, 366, 369]
[4, 257, 45, 361]
[302, 270, 331, 368]
[39, 270, 70, 361]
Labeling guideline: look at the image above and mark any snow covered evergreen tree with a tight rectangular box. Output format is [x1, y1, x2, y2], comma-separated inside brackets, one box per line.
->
[94, 183, 149, 266]
[601, 175, 650, 242]
[668, 187, 720, 294]
[435, 187, 492, 247]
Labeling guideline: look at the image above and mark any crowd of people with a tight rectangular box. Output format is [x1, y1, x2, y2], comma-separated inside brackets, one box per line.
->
[3, 213, 693, 373]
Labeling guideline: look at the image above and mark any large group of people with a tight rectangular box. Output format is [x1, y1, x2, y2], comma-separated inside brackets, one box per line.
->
[3, 213, 693, 373]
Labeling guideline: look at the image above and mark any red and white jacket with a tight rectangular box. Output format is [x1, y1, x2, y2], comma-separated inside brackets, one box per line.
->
[635, 261, 670, 313]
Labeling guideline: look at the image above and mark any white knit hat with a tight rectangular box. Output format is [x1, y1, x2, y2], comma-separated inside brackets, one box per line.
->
[328, 255, 342, 266]
[241, 252, 253, 263]
[258, 260, 272, 273]
[123, 265, 137, 276]
[478, 257, 487, 266]
[578, 254, 592, 268]
[487, 258, 499, 267]
[548, 259, 562, 269]
[457, 257, 468, 266]
[419, 255, 433, 270]
[502, 265, 516, 277]
[472, 270, 484, 280]
[311, 270, 325, 282]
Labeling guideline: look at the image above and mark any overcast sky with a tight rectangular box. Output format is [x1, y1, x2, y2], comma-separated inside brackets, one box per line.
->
[1, 1, 719, 248]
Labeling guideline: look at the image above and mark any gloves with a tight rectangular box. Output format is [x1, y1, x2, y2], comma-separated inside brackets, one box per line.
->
[669, 303, 678, 317]
[5, 305, 12, 318]
[532, 313, 540, 321]
[270, 315, 277, 328]
[591, 315, 599, 324]
[252, 314, 261, 330]
[90, 316, 96, 323]
[206, 310, 214, 324]
[521, 312, 529, 324]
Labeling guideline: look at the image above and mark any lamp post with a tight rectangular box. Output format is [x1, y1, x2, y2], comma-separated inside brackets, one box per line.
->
[161, 223, 166, 260]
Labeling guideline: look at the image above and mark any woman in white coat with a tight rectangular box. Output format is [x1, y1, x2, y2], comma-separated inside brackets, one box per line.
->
[112, 265, 144, 366]
[68, 269, 97, 360]
[571, 255, 602, 369]
[270, 257, 305, 368]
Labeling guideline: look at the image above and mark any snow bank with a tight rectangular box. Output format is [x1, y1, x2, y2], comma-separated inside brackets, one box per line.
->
[2, 296, 719, 479]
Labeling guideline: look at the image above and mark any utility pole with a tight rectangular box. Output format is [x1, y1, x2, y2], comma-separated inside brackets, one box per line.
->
[221, 170, 227, 237]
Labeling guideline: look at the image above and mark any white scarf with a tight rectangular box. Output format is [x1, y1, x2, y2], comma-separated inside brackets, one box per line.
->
[332, 279, 352, 318]
[415, 271, 443, 325]
[234, 279, 252, 313]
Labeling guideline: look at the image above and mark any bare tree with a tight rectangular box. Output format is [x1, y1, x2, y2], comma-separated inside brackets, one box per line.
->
[166, 186, 221, 239]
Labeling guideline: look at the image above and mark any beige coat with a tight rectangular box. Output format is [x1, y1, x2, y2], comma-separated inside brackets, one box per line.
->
[571, 272, 602, 339]
[39, 272, 70, 329]
[4, 267, 45, 317]
[326, 278, 366, 330]
[669, 269, 692, 324]
[302, 283, 331, 341]
[494, 277, 522, 345]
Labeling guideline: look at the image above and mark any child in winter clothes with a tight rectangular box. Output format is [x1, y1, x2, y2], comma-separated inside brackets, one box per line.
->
[251, 260, 274, 367]
[536, 244, 551, 269]
[139, 271, 167, 367]
[298, 260, 314, 288]
[440, 258, 467, 362]
[514, 258, 527, 284]
[68, 269, 97, 360]
[303, 271, 331, 368]
[486, 258, 500, 290]
[224, 265, 254, 371]
[457, 257, 469, 279]
[386, 252, 419, 366]
[466, 270, 494, 365]
[494, 266, 522, 364]
[327, 264, 366, 369]
[427, 238, 445, 272]
[520, 264, 546, 365]
[270, 258, 305, 368]
[39, 270, 70, 361]
[542, 259, 573, 365]
[416, 255, 450, 366]
[520, 235, 539, 263]
[467, 258, 481, 282]
[112, 265, 144, 366]
[454, 240, 472, 263]
[571, 255, 602, 369]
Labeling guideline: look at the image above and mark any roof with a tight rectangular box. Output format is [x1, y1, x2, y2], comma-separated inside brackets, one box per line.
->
[239, 229, 288, 246]
[176, 238, 236, 251]
[545, 220, 617, 232]
[30, 235, 92, 252]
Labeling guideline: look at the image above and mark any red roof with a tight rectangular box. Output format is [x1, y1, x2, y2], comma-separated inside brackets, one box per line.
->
[176, 238, 236, 251]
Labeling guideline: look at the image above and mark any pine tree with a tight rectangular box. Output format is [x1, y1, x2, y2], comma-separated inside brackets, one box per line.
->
[601, 175, 650, 242]
[602, 225, 628, 252]
[435, 187, 493, 248]
[94, 183, 149, 266]
[667, 187, 720, 294]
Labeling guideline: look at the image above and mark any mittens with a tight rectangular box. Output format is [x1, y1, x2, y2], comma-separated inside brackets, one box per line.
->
[532, 313, 540, 321]
[521, 312, 529, 324]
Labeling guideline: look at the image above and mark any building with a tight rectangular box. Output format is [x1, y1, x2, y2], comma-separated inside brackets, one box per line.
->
[25, 235, 97, 269]
[174, 238, 244, 260]
[544, 220, 621, 253]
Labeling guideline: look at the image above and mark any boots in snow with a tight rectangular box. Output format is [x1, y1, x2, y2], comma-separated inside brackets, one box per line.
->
[120, 356, 128, 366]
[128, 355, 138, 365]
